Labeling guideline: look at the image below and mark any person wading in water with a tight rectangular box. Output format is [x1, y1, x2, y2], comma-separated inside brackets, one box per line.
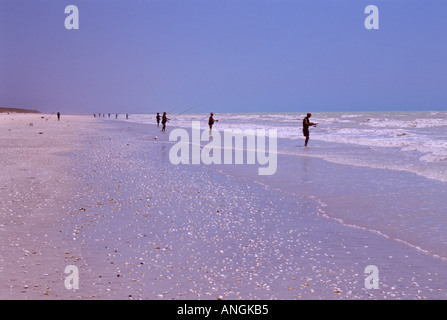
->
[302, 113, 317, 147]
[208, 112, 218, 134]
[161, 112, 170, 133]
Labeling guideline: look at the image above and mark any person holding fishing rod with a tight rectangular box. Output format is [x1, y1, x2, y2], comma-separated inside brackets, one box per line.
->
[161, 112, 170, 133]
[161, 104, 201, 134]
[208, 112, 218, 133]
[303, 112, 317, 147]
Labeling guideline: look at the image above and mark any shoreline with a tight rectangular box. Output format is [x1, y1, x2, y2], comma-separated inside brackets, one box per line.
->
[1, 114, 446, 299]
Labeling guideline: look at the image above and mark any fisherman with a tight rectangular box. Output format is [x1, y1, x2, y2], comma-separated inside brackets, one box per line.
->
[302, 113, 317, 147]
[161, 112, 170, 133]
[208, 112, 218, 133]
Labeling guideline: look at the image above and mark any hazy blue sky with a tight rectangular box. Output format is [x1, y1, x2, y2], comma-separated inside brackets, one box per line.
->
[1, 0, 446, 114]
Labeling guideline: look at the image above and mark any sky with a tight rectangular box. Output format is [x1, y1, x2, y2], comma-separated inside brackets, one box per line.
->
[1, 0, 446, 114]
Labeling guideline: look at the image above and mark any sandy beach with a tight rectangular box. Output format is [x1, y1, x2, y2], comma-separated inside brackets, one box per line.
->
[1, 113, 446, 300]
[0, 113, 96, 298]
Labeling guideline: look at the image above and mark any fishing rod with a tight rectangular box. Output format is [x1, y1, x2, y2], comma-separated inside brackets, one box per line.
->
[169, 104, 201, 120]
[167, 102, 187, 114]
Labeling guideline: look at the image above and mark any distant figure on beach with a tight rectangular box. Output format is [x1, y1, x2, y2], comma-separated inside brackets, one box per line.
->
[108, 113, 111, 118]
[115, 113, 118, 119]
[57, 112, 60, 121]
[94, 113, 96, 118]
[161, 112, 170, 133]
[156, 113, 161, 127]
[126, 114, 129, 120]
[208, 112, 218, 132]
[302, 113, 316, 147]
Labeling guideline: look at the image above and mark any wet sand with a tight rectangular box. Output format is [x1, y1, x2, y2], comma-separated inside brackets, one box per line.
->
[1, 114, 446, 299]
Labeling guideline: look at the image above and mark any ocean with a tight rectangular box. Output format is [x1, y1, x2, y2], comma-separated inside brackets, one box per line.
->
[119, 111, 447, 264]
[125, 111, 447, 183]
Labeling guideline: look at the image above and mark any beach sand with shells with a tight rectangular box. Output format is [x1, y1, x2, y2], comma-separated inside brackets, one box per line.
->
[1, 113, 446, 299]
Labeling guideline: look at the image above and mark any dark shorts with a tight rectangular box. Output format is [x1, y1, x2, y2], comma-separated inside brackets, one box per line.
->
[303, 128, 309, 137]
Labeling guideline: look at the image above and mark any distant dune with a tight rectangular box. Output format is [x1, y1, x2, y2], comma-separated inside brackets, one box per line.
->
[0, 107, 40, 114]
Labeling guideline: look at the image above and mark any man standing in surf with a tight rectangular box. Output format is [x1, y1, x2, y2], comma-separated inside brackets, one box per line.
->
[208, 112, 218, 134]
[303, 113, 317, 147]
[161, 112, 170, 133]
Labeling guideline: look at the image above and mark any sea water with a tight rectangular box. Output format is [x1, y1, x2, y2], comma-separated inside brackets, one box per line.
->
[122, 111, 447, 261]
[125, 111, 447, 183]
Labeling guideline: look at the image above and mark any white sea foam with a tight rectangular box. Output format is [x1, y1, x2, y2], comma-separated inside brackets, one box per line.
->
[364, 118, 447, 128]
[123, 111, 447, 182]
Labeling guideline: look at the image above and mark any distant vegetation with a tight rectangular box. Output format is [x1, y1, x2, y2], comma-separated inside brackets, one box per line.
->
[0, 107, 40, 114]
